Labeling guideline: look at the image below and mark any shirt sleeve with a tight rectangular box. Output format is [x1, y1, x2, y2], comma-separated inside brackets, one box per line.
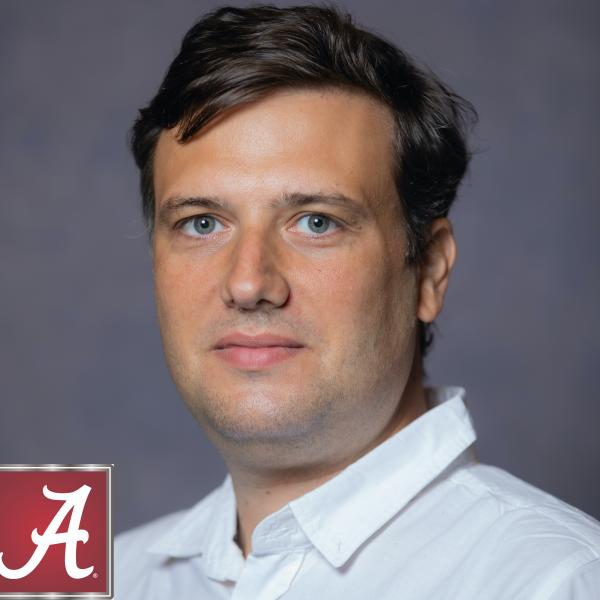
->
[547, 557, 600, 599]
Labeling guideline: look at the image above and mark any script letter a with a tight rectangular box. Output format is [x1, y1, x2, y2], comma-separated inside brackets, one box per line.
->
[0, 484, 94, 579]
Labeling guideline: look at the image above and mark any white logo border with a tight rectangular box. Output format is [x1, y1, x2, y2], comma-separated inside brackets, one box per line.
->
[0, 464, 113, 599]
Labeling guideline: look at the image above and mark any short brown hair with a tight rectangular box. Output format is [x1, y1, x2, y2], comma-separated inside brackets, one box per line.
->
[130, 4, 476, 356]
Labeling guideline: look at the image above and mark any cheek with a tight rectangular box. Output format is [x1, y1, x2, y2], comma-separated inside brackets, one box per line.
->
[300, 247, 413, 350]
[297, 250, 396, 345]
[153, 253, 216, 343]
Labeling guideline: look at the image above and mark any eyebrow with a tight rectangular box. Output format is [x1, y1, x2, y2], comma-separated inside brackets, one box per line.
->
[271, 192, 369, 218]
[158, 191, 369, 224]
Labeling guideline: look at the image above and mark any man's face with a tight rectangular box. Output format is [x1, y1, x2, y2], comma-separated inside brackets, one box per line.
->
[152, 89, 421, 468]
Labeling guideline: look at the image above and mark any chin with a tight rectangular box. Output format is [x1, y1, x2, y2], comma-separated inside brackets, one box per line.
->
[183, 384, 332, 447]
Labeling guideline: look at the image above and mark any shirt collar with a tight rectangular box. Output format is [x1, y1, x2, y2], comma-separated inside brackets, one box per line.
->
[148, 386, 476, 573]
[290, 385, 477, 567]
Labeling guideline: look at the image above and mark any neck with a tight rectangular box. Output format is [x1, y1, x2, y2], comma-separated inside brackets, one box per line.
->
[227, 357, 429, 557]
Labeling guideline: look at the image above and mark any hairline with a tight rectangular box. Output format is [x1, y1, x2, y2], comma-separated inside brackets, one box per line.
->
[144, 83, 417, 258]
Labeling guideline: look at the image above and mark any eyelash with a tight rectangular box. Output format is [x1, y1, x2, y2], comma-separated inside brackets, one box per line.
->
[294, 213, 341, 236]
[175, 213, 343, 238]
[177, 215, 225, 237]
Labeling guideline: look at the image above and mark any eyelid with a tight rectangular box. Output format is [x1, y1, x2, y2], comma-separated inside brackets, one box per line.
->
[291, 212, 343, 234]
[173, 211, 345, 238]
[176, 213, 227, 237]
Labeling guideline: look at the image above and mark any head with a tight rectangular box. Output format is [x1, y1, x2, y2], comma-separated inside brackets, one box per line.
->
[130, 5, 475, 470]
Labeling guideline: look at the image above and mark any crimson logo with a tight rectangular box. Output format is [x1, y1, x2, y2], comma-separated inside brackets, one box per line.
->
[0, 465, 112, 598]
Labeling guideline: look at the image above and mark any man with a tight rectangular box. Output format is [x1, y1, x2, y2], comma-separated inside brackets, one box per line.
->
[116, 5, 600, 598]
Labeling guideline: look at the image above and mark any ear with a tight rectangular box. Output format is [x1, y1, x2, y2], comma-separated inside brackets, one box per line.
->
[416, 218, 457, 323]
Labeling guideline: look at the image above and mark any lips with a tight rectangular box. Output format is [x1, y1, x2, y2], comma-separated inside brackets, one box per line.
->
[213, 333, 304, 369]
[214, 333, 303, 349]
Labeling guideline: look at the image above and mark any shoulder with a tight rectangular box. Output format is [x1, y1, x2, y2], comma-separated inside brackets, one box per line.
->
[448, 462, 600, 597]
[115, 509, 188, 566]
[451, 462, 600, 547]
[114, 485, 223, 597]
[115, 483, 222, 552]
[113, 509, 187, 599]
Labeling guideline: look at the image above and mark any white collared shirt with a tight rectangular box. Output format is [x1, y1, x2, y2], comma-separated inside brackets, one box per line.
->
[115, 387, 600, 599]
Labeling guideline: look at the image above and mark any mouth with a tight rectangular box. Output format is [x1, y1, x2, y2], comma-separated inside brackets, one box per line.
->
[212, 333, 305, 370]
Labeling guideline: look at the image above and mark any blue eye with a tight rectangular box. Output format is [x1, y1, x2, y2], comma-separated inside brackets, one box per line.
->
[181, 215, 225, 236]
[296, 214, 338, 235]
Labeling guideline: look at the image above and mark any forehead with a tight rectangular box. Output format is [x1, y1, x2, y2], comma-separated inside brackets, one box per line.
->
[153, 88, 398, 207]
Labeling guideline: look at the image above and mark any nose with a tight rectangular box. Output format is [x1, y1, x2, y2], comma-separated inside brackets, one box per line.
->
[220, 228, 291, 311]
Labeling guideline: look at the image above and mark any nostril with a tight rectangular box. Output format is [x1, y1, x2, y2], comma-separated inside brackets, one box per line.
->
[222, 266, 291, 310]
[220, 233, 291, 310]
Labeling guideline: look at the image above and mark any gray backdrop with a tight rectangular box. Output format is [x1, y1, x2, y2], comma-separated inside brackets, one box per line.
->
[1, 0, 598, 534]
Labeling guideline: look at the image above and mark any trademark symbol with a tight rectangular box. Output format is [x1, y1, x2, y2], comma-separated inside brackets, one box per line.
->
[93, 572, 99, 579]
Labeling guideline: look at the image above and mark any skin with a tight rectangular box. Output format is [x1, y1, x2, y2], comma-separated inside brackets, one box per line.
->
[152, 88, 457, 556]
